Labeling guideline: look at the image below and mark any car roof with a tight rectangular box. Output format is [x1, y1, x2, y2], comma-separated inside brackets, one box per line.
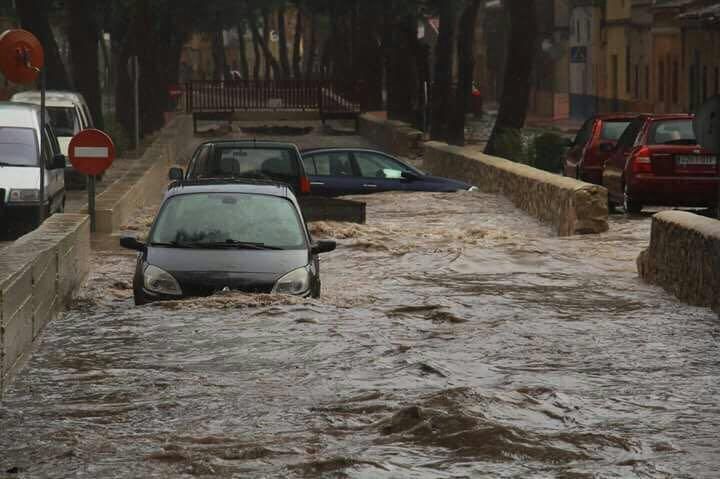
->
[644, 113, 694, 120]
[0, 102, 44, 129]
[11, 90, 87, 103]
[300, 147, 389, 154]
[165, 179, 297, 201]
[594, 113, 645, 121]
[200, 139, 300, 149]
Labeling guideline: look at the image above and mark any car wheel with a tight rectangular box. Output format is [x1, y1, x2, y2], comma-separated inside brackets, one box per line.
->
[623, 184, 642, 214]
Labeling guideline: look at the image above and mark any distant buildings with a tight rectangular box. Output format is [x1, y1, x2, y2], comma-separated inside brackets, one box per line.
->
[477, 0, 720, 120]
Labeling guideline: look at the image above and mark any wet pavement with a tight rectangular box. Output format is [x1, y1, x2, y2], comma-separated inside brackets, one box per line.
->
[1, 128, 719, 478]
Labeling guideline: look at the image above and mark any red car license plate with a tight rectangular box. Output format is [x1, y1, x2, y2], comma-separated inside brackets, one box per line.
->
[675, 155, 717, 167]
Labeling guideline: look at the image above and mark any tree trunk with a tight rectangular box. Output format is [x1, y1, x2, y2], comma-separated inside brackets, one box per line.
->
[356, 3, 383, 110]
[211, 25, 227, 81]
[277, 7, 291, 79]
[430, 1, 458, 141]
[262, 9, 272, 79]
[304, 12, 317, 79]
[237, 24, 250, 80]
[250, 9, 282, 80]
[252, 23, 262, 80]
[485, 0, 537, 156]
[16, 0, 71, 90]
[112, 34, 133, 136]
[292, 7, 303, 79]
[448, 0, 481, 146]
[66, 0, 104, 130]
[387, 14, 418, 122]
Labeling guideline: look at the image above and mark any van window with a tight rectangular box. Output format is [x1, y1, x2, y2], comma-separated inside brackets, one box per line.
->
[0, 127, 38, 167]
[47, 106, 80, 136]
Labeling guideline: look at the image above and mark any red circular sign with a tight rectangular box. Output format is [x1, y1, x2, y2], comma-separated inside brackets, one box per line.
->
[68, 129, 116, 176]
[0, 29, 44, 84]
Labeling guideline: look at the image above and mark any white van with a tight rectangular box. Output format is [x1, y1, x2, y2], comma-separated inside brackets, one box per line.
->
[0, 103, 66, 237]
[11, 91, 94, 188]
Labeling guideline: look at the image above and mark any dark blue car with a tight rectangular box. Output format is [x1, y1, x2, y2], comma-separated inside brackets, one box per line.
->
[300, 147, 477, 197]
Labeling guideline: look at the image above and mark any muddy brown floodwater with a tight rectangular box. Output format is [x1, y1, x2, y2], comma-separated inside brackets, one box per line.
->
[2, 189, 720, 477]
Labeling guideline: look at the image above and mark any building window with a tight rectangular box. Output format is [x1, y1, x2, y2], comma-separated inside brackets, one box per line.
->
[645, 65, 650, 100]
[634, 65, 640, 99]
[658, 61, 665, 102]
[626, 45, 631, 93]
[577, 21, 581, 42]
[672, 61, 679, 104]
[703, 66, 708, 101]
[715, 67, 719, 94]
[586, 20, 591, 42]
[689, 65, 696, 108]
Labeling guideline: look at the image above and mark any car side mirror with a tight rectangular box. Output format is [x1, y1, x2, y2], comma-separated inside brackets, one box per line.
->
[401, 171, 421, 181]
[598, 142, 615, 153]
[311, 240, 336, 255]
[51, 154, 66, 170]
[120, 236, 145, 251]
[168, 167, 184, 181]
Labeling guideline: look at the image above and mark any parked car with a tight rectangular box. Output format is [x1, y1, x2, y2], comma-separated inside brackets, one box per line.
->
[11, 90, 94, 188]
[300, 147, 477, 196]
[170, 140, 311, 195]
[119, 179, 336, 305]
[0, 102, 67, 237]
[563, 114, 637, 184]
[603, 113, 719, 213]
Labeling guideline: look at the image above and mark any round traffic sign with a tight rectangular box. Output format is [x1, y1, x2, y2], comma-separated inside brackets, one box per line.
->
[0, 29, 44, 84]
[68, 129, 116, 176]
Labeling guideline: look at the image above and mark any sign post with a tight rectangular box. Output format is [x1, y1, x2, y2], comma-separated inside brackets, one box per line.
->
[0, 30, 45, 225]
[68, 129, 116, 232]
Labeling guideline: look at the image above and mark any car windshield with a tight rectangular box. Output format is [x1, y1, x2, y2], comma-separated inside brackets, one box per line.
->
[648, 119, 697, 145]
[149, 193, 307, 249]
[47, 106, 79, 137]
[0, 127, 38, 167]
[192, 147, 299, 180]
[600, 120, 631, 141]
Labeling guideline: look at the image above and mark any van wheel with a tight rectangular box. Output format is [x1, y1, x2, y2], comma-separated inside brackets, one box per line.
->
[623, 185, 642, 214]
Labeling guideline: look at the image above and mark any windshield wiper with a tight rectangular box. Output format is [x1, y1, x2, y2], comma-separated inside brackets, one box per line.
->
[195, 240, 283, 250]
[0, 161, 25, 167]
[149, 241, 201, 248]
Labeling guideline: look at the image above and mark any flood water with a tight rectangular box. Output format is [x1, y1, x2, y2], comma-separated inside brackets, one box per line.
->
[2, 160, 719, 477]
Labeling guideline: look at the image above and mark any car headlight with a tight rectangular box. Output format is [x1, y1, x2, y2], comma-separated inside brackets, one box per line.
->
[273, 266, 311, 295]
[8, 189, 40, 203]
[143, 264, 182, 296]
[467, 186, 479, 192]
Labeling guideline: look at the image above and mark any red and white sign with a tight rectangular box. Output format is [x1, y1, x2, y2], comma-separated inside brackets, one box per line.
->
[68, 129, 116, 176]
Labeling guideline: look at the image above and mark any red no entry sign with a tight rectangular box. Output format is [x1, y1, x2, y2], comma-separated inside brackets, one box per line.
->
[68, 129, 116, 177]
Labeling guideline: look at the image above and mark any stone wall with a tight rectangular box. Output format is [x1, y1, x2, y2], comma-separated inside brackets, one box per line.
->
[422, 142, 609, 236]
[0, 214, 90, 396]
[358, 114, 424, 159]
[85, 115, 194, 233]
[638, 211, 720, 314]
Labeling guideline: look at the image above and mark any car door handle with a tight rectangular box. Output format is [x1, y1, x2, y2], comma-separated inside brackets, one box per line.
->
[310, 182, 325, 186]
[363, 184, 377, 188]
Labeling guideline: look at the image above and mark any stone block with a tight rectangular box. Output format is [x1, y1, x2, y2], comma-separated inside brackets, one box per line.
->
[1, 266, 32, 327]
[638, 211, 720, 314]
[1, 295, 34, 378]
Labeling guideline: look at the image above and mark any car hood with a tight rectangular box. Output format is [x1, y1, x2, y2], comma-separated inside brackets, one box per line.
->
[147, 247, 309, 275]
[145, 247, 310, 295]
[421, 174, 472, 189]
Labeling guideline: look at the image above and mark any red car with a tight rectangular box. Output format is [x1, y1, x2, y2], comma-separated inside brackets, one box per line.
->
[564, 114, 636, 185]
[603, 114, 719, 213]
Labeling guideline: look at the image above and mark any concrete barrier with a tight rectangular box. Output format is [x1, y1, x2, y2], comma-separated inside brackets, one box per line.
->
[358, 114, 424, 159]
[422, 142, 609, 236]
[0, 214, 90, 396]
[638, 211, 720, 313]
[83, 115, 194, 233]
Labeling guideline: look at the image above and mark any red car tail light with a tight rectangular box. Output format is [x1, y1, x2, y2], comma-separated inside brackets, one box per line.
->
[300, 176, 311, 194]
[631, 147, 653, 174]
